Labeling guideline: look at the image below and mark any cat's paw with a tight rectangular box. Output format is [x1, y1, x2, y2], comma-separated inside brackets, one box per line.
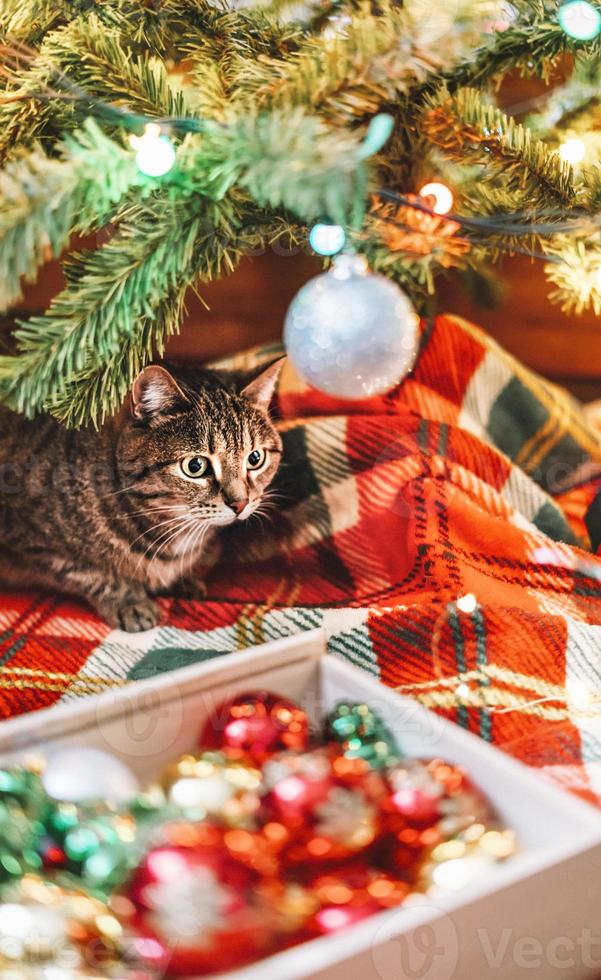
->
[151, 578, 207, 601]
[114, 597, 160, 632]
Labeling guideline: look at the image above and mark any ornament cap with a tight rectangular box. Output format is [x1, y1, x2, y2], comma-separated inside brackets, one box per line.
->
[330, 253, 369, 280]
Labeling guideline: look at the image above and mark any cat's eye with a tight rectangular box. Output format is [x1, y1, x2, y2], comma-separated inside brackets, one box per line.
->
[246, 448, 266, 471]
[181, 455, 211, 479]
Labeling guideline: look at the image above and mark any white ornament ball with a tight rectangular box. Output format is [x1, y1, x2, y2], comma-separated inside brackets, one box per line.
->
[284, 254, 420, 399]
[0, 903, 64, 960]
[42, 747, 139, 806]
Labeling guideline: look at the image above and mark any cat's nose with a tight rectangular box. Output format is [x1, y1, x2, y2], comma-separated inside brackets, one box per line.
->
[227, 497, 248, 516]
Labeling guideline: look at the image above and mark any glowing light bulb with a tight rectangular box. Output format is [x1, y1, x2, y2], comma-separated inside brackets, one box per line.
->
[309, 223, 346, 256]
[418, 181, 454, 215]
[567, 676, 591, 707]
[130, 123, 176, 177]
[596, 266, 601, 290]
[558, 0, 601, 40]
[559, 137, 586, 164]
[456, 593, 477, 614]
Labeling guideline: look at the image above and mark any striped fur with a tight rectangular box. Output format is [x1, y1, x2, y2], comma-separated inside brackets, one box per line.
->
[0, 361, 284, 631]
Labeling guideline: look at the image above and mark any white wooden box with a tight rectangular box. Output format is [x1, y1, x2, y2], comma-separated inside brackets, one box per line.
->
[1, 628, 601, 980]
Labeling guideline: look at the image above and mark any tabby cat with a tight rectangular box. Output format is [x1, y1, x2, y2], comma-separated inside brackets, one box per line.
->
[0, 358, 284, 631]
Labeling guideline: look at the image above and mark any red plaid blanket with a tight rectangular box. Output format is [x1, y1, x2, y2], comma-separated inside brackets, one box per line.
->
[3, 314, 601, 805]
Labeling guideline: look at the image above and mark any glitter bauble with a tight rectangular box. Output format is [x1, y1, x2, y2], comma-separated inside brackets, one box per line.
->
[42, 747, 139, 807]
[324, 700, 401, 769]
[382, 759, 446, 826]
[380, 759, 502, 883]
[125, 827, 279, 975]
[0, 768, 47, 883]
[422, 825, 517, 895]
[284, 254, 419, 399]
[159, 749, 263, 828]
[305, 864, 409, 937]
[0, 875, 130, 977]
[261, 748, 384, 864]
[200, 690, 309, 762]
[41, 808, 144, 896]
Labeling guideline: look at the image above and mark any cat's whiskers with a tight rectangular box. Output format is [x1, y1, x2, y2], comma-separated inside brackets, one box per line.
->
[132, 515, 198, 579]
[139, 508, 219, 581]
[114, 504, 190, 520]
[104, 484, 138, 498]
[180, 519, 212, 584]
[177, 521, 202, 581]
[116, 515, 185, 577]
[147, 516, 207, 584]
[126, 513, 195, 557]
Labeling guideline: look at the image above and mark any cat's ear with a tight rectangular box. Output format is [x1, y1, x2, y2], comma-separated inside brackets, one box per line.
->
[240, 356, 286, 412]
[131, 366, 190, 421]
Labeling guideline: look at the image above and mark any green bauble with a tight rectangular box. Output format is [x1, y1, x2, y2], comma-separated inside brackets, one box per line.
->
[324, 701, 401, 770]
[0, 768, 47, 885]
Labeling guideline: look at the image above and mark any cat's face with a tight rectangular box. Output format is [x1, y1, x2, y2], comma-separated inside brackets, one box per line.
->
[117, 360, 284, 528]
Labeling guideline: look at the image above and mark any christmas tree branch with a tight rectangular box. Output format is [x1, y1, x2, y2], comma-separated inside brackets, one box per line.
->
[44, 16, 195, 122]
[0, 119, 142, 312]
[0, 205, 205, 417]
[442, 14, 601, 92]
[545, 236, 601, 313]
[422, 87, 578, 211]
[0, 101, 364, 420]
[185, 108, 367, 222]
[233, 2, 437, 119]
[49, 215, 298, 428]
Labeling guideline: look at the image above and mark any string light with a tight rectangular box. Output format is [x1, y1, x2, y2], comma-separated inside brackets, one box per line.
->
[129, 123, 176, 177]
[456, 593, 477, 614]
[566, 676, 593, 708]
[558, 0, 601, 40]
[559, 137, 586, 165]
[308, 223, 347, 256]
[418, 181, 454, 215]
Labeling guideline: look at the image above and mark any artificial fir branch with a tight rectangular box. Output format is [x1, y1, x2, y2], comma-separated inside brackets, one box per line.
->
[186, 108, 367, 222]
[0, 107, 368, 420]
[0, 120, 142, 311]
[0, 0, 71, 45]
[43, 16, 196, 123]
[0, 38, 73, 163]
[0, 207, 204, 417]
[545, 236, 601, 314]
[442, 15, 601, 92]
[422, 87, 577, 211]
[235, 2, 437, 119]
[0, 0, 601, 423]
[49, 215, 299, 428]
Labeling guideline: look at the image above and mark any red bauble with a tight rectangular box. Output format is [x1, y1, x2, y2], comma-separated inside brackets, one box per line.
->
[381, 759, 445, 825]
[379, 759, 494, 880]
[304, 864, 409, 937]
[261, 748, 384, 864]
[124, 826, 279, 976]
[425, 759, 493, 836]
[201, 690, 309, 762]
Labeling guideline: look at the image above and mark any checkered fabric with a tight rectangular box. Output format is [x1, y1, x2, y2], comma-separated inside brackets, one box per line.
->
[3, 313, 601, 804]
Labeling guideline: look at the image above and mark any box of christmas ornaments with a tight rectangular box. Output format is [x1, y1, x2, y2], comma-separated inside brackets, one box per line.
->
[1, 629, 601, 980]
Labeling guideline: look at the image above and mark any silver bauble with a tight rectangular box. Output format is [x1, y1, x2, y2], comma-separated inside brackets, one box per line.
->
[284, 254, 419, 399]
